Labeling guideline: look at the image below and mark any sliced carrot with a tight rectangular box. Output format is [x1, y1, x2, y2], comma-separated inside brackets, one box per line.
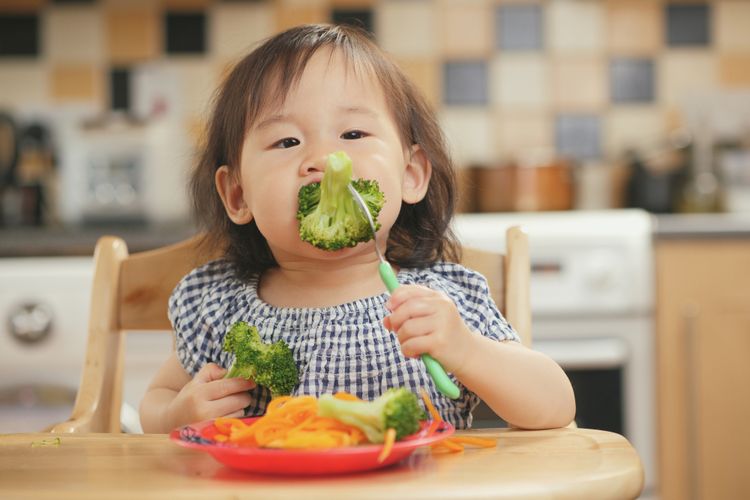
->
[431, 438, 464, 452]
[377, 428, 397, 463]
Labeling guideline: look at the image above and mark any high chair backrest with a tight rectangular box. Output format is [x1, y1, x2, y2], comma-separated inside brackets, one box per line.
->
[50, 226, 529, 434]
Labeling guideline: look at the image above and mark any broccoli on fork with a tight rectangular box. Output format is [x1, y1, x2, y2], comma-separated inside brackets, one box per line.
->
[317, 388, 426, 443]
[296, 151, 385, 251]
[222, 321, 299, 397]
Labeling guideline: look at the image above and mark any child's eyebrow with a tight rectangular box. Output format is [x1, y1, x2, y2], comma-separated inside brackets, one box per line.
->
[340, 106, 378, 118]
[255, 114, 290, 131]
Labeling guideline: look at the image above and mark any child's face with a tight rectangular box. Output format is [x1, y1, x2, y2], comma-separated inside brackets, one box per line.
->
[216, 48, 431, 261]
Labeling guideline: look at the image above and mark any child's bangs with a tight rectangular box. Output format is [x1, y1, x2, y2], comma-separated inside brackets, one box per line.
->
[245, 39, 379, 130]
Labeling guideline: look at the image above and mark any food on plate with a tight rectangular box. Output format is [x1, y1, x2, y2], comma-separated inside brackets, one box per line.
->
[296, 151, 385, 251]
[222, 321, 299, 397]
[317, 387, 425, 443]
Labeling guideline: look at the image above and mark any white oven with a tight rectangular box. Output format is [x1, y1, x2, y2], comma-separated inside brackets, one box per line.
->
[0, 257, 170, 433]
[454, 209, 656, 498]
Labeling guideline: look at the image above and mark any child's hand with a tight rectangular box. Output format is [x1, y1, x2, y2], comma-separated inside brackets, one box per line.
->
[383, 285, 475, 374]
[165, 363, 255, 429]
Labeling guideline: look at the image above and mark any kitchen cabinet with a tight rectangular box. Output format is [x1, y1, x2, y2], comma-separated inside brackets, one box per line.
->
[656, 238, 750, 500]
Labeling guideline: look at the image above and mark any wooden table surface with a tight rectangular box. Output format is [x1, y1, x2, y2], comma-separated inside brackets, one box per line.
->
[0, 427, 643, 499]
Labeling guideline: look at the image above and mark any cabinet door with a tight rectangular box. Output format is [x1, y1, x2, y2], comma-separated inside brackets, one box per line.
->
[656, 240, 750, 500]
[691, 310, 750, 500]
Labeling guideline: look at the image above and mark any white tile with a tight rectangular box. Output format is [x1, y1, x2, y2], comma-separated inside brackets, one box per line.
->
[490, 54, 549, 109]
[659, 51, 718, 106]
[716, 1, 750, 51]
[211, 2, 275, 59]
[605, 107, 666, 158]
[44, 6, 104, 63]
[548, 0, 606, 54]
[439, 108, 494, 167]
[376, 0, 437, 57]
[0, 63, 49, 110]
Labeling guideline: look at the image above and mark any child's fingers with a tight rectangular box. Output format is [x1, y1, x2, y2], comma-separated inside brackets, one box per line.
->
[206, 377, 256, 400]
[386, 297, 437, 331]
[194, 362, 227, 382]
[386, 285, 434, 310]
[211, 392, 253, 418]
[399, 334, 434, 359]
[394, 316, 433, 343]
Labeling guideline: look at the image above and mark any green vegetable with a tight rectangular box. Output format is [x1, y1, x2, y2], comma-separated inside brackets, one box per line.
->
[222, 321, 299, 397]
[296, 151, 385, 251]
[317, 388, 426, 443]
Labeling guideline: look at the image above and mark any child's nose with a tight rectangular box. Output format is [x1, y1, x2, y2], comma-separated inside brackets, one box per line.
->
[300, 155, 328, 175]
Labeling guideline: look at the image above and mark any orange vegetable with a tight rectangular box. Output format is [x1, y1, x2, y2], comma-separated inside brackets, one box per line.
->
[212, 395, 367, 449]
[377, 428, 397, 463]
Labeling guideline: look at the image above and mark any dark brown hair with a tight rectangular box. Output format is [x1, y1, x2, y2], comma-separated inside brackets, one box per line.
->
[191, 24, 460, 280]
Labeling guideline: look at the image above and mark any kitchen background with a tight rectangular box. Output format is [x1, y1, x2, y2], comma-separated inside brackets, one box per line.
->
[1, 1, 749, 500]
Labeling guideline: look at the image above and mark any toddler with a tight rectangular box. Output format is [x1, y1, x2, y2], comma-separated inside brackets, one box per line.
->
[140, 24, 575, 434]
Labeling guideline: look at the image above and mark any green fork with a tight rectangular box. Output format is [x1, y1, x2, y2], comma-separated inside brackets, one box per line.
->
[348, 184, 461, 399]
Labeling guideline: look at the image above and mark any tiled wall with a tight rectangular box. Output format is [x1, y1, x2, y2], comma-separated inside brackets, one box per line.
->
[2, 0, 749, 169]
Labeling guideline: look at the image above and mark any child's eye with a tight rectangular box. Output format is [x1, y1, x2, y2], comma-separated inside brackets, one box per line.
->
[273, 137, 300, 149]
[341, 130, 368, 140]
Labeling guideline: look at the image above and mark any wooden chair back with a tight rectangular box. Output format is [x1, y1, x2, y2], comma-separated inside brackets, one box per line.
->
[50, 227, 529, 433]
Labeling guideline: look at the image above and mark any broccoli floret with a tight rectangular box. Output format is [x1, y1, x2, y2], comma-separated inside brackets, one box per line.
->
[317, 388, 426, 443]
[296, 151, 385, 251]
[222, 321, 299, 398]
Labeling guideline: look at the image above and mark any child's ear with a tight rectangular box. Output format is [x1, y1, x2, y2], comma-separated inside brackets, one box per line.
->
[402, 144, 432, 204]
[215, 165, 253, 224]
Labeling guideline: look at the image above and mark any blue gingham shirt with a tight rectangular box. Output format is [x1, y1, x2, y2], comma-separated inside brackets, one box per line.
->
[168, 259, 519, 429]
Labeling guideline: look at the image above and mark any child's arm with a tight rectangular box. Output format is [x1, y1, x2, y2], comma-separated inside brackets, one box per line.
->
[384, 285, 576, 429]
[139, 352, 256, 433]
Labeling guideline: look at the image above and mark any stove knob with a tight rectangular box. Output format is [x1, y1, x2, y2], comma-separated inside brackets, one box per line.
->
[8, 302, 53, 344]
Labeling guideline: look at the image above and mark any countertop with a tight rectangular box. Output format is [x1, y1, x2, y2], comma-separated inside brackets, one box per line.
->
[0, 222, 197, 257]
[653, 212, 750, 239]
[1, 212, 749, 257]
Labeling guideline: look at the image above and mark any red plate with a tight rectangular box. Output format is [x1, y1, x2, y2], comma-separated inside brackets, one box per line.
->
[170, 417, 454, 475]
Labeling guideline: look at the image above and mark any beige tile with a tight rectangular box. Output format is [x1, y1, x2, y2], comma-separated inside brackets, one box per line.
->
[45, 5, 104, 63]
[0, 62, 47, 109]
[494, 111, 553, 160]
[377, 0, 437, 57]
[276, 2, 328, 32]
[161, 0, 213, 9]
[393, 57, 440, 107]
[162, 60, 216, 118]
[659, 51, 718, 105]
[211, 2, 275, 59]
[50, 64, 103, 102]
[331, 0, 375, 6]
[491, 54, 549, 109]
[0, 0, 46, 11]
[607, 0, 661, 55]
[438, 0, 492, 58]
[719, 54, 750, 87]
[605, 107, 667, 158]
[439, 108, 494, 167]
[716, 1, 750, 51]
[106, 6, 159, 63]
[548, 0, 605, 54]
[551, 56, 606, 110]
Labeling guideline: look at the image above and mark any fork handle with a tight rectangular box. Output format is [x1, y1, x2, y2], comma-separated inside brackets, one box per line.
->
[379, 261, 461, 400]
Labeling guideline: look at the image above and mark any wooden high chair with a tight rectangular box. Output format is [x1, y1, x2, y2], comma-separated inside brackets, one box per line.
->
[50, 226, 530, 434]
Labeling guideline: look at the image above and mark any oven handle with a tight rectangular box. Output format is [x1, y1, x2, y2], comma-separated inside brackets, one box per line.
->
[533, 338, 628, 370]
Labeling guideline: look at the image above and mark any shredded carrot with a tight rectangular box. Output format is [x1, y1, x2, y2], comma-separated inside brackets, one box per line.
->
[449, 436, 497, 448]
[419, 388, 496, 454]
[377, 428, 397, 463]
[333, 391, 362, 401]
[212, 395, 368, 449]
[420, 388, 442, 423]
